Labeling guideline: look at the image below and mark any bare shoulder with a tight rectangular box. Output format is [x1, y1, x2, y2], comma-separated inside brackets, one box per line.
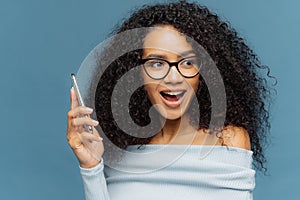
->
[220, 125, 251, 150]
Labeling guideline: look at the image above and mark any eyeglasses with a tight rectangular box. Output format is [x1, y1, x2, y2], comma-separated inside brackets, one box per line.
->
[141, 56, 200, 80]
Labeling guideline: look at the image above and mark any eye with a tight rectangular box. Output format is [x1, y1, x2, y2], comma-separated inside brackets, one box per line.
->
[183, 60, 193, 65]
[180, 57, 199, 69]
[145, 60, 165, 69]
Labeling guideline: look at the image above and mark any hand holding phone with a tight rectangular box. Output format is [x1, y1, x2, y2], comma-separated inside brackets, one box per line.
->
[71, 73, 93, 133]
[67, 73, 104, 168]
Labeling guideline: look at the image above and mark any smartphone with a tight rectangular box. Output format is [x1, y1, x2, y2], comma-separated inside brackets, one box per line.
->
[71, 73, 93, 133]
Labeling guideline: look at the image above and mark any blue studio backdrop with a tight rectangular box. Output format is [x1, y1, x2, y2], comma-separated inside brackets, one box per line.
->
[0, 0, 298, 199]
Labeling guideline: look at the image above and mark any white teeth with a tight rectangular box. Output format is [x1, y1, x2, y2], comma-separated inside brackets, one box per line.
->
[163, 91, 184, 96]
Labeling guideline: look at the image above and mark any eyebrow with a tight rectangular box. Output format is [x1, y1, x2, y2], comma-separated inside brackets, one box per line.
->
[180, 50, 196, 57]
[144, 50, 196, 59]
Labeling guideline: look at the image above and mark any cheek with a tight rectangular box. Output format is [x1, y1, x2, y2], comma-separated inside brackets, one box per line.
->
[144, 84, 158, 101]
[188, 77, 200, 92]
[142, 70, 153, 86]
[142, 72, 161, 103]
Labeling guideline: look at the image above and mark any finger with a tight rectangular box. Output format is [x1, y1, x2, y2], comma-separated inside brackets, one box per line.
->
[70, 87, 79, 110]
[70, 117, 99, 127]
[67, 106, 94, 119]
[80, 131, 103, 142]
[67, 106, 94, 134]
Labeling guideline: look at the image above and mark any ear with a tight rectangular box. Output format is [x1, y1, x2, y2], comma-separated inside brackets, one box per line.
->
[220, 125, 251, 150]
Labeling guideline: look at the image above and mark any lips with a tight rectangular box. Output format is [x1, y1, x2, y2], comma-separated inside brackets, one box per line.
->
[160, 89, 186, 107]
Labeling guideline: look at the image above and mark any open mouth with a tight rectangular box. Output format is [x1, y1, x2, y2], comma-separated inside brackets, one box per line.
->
[160, 90, 186, 102]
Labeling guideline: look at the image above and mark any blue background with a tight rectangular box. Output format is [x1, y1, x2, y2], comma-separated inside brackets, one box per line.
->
[0, 0, 298, 199]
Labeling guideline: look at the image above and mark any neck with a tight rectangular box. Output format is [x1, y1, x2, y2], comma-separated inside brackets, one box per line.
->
[150, 114, 198, 144]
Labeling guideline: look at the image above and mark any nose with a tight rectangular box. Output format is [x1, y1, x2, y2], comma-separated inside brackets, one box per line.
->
[163, 65, 184, 84]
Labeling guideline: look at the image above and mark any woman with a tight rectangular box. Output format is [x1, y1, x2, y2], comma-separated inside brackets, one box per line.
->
[67, 1, 273, 199]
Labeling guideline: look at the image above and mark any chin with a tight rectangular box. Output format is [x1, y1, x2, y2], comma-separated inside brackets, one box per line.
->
[155, 106, 188, 121]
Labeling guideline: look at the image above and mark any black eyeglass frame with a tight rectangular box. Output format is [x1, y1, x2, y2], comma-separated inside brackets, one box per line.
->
[141, 56, 200, 80]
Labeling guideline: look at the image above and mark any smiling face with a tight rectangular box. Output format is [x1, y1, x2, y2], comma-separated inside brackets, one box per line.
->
[142, 25, 200, 120]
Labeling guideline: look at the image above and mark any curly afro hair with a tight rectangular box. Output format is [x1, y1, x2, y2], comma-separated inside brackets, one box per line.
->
[94, 0, 275, 172]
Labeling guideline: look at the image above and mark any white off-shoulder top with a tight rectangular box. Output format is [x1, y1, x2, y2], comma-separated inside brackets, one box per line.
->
[80, 145, 255, 200]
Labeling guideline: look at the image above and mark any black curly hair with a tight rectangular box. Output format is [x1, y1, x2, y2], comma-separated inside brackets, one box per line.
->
[94, 0, 275, 172]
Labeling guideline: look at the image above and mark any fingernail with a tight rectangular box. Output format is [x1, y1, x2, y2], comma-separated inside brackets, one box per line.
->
[85, 107, 93, 112]
[99, 136, 103, 141]
[92, 120, 99, 125]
